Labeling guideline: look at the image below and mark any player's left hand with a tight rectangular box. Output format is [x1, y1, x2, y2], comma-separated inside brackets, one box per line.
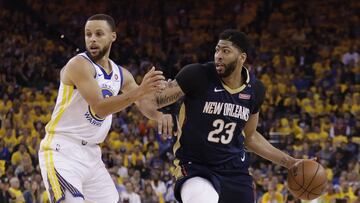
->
[157, 113, 174, 138]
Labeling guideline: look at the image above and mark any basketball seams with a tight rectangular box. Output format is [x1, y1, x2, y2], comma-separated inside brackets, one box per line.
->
[299, 163, 319, 199]
[287, 161, 327, 200]
[287, 163, 305, 199]
[302, 161, 305, 186]
[308, 180, 328, 196]
[309, 180, 327, 191]
[287, 171, 304, 191]
[288, 175, 324, 195]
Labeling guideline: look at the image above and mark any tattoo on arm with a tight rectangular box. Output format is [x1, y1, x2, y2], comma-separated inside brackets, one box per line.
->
[156, 92, 183, 107]
[155, 81, 184, 107]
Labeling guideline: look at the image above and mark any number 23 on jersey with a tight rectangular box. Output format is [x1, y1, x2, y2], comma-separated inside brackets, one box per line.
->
[207, 119, 237, 144]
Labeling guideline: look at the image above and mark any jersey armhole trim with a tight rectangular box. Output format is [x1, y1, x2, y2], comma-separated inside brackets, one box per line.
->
[117, 65, 124, 90]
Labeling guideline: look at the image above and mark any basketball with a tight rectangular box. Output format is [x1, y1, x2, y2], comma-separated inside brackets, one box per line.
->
[287, 160, 327, 200]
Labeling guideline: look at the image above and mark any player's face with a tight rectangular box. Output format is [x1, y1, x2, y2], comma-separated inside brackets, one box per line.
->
[214, 40, 246, 78]
[85, 20, 116, 61]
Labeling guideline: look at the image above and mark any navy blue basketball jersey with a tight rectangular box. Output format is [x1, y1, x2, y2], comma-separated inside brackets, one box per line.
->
[173, 62, 265, 172]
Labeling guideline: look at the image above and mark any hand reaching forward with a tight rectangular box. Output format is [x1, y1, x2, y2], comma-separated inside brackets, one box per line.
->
[139, 66, 165, 96]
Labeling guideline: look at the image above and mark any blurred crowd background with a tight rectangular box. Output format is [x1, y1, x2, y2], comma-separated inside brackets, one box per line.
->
[0, 0, 359, 202]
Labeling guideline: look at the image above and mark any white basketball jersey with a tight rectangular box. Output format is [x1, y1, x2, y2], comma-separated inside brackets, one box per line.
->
[45, 52, 123, 144]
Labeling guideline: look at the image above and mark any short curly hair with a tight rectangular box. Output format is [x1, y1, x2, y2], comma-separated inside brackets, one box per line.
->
[219, 29, 251, 54]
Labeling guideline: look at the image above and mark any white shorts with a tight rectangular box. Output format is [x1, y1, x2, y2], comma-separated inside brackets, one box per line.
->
[38, 134, 119, 203]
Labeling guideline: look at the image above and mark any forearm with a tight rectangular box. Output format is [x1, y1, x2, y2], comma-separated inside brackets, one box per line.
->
[153, 80, 185, 109]
[245, 131, 296, 169]
[155, 91, 184, 109]
[94, 87, 144, 118]
[132, 78, 183, 120]
[136, 95, 163, 120]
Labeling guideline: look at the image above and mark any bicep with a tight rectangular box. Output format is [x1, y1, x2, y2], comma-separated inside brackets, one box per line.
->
[120, 68, 143, 107]
[243, 112, 259, 138]
[120, 68, 139, 93]
[155, 80, 185, 108]
[64, 57, 103, 107]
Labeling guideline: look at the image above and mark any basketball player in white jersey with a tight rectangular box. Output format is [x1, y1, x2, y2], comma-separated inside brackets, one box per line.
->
[38, 14, 172, 203]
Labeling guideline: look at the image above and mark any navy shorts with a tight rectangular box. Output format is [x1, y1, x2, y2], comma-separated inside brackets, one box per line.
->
[174, 160, 254, 203]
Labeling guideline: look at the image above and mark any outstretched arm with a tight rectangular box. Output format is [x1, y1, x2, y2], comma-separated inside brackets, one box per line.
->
[154, 80, 185, 108]
[141, 79, 185, 135]
[137, 63, 209, 134]
[121, 68, 182, 135]
[152, 62, 210, 108]
[244, 112, 297, 169]
[61, 57, 163, 118]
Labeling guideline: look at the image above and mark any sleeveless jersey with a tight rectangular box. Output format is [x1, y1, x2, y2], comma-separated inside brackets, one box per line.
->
[45, 52, 123, 144]
[174, 62, 265, 168]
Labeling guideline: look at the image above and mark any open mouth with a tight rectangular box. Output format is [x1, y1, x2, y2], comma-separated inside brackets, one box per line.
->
[215, 63, 225, 71]
[89, 45, 100, 53]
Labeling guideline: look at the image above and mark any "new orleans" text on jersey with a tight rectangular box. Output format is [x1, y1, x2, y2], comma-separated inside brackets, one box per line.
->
[202, 101, 250, 121]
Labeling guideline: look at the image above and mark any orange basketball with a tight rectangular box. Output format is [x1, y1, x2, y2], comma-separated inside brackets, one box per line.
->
[287, 160, 327, 200]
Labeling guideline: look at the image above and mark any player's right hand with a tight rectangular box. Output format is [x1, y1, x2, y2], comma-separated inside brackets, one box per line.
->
[157, 113, 174, 138]
[139, 66, 165, 95]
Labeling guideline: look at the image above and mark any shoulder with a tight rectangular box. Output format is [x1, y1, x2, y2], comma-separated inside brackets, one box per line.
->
[65, 55, 94, 73]
[247, 70, 265, 93]
[175, 62, 214, 96]
[61, 55, 95, 84]
[251, 78, 266, 111]
[252, 79, 265, 93]
[252, 78, 266, 102]
[177, 62, 214, 79]
[182, 62, 214, 71]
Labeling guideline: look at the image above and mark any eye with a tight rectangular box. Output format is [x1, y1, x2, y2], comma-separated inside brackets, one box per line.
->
[96, 31, 104, 37]
[86, 32, 92, 37]
[215, 48, 219, 53]
[224, 49, 230, 54]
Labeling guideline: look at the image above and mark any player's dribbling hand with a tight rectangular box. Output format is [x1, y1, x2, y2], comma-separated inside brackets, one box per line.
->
[140, 66, 165, 95]
[288, 157, 317, 169]
[157, 113, 174, 139]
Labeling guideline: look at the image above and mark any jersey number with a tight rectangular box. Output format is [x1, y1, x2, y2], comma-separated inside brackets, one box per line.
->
[207, 119, 236, 144]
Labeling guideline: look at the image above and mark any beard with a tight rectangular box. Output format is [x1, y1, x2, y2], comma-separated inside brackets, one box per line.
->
[217, 60, 237, 78]
[86, 43, 110, 61]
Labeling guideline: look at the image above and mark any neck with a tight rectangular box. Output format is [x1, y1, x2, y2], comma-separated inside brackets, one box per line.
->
[95, 57, 109, 68]
[95, 56, 111, 73]
[221, 65, 243, 89]
[94, 48, 111, 72]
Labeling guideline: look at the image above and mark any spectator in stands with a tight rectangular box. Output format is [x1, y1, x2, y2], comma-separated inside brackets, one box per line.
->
[11, 144, 31, 167]
[8, 176, 25, 203]
[0, 0, 359, 201]
[150, 171, 166, 200]
[120, 181, 141, 203]
[140, 183, 159, 203]
[0, 140, 11, 163]
[260, 183, 284, 203]
[0, 176, 11, 203]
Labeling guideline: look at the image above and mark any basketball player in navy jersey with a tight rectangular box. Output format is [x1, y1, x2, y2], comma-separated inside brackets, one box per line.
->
[38, 14, 173, 203]
[153, 30, 303, 203]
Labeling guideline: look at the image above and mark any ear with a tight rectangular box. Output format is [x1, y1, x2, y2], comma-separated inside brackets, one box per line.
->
[238, 52, 247, 64]
[112, 32, 116, 42]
